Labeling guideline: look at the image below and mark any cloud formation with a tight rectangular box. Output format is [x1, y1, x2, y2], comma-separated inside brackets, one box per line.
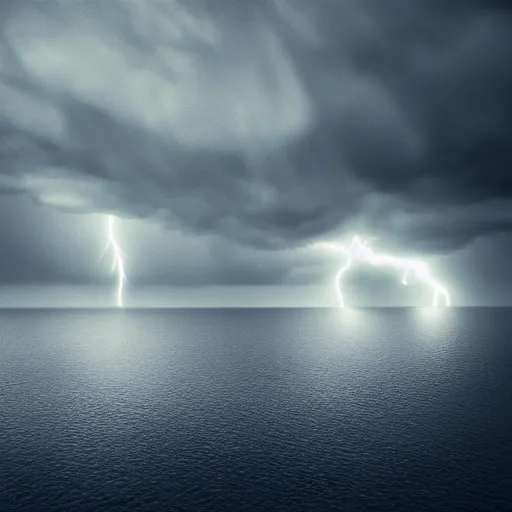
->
[1, 0, 511, 253]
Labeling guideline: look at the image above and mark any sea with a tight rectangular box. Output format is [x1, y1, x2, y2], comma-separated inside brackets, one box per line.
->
[1, 308, 511, 511]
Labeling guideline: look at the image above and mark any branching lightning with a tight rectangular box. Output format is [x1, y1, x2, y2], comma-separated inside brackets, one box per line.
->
[101, 215, 126, 308]
[315, 236, 451, 307]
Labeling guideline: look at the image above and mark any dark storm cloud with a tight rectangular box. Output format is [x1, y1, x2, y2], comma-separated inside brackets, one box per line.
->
[0, 0, 511, 254]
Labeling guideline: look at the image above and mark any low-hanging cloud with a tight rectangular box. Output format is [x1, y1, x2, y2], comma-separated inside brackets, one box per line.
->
[1, 0, 511, 254]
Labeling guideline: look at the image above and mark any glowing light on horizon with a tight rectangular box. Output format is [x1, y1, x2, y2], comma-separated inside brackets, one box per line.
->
[101, 215, 126, 308]
[314, 236, 451, 307]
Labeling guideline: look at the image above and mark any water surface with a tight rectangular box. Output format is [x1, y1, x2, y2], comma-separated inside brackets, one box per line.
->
[1, 308, 511, 511]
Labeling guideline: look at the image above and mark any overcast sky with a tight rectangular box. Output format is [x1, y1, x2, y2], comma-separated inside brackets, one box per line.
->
[0, 0, 511, 307]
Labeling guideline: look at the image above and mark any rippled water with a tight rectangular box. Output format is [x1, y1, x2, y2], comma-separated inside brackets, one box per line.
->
[1, 308, 511, 511]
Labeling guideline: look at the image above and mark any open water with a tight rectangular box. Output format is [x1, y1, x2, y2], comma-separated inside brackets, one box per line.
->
[1, 308, 511, 511]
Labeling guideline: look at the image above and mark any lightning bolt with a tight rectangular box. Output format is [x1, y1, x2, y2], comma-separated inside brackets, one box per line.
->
[101, 215, 126, 308]
[314, 236, 451, 307]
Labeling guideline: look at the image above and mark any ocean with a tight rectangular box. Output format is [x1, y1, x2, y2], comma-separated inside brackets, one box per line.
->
[1, 308, 511, 511]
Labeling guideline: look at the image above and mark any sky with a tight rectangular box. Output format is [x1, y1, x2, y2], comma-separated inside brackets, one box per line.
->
[0, 0, 511, 307]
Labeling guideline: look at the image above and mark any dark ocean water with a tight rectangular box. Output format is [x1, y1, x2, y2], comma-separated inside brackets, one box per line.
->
[1, 308, 511, 512]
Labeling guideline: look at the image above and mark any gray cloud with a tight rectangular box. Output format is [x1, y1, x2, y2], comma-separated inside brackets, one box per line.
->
[0, 0, 511, 255]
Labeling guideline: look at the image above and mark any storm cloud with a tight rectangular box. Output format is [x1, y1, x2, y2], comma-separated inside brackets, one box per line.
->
[1, 0, 511, 254]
